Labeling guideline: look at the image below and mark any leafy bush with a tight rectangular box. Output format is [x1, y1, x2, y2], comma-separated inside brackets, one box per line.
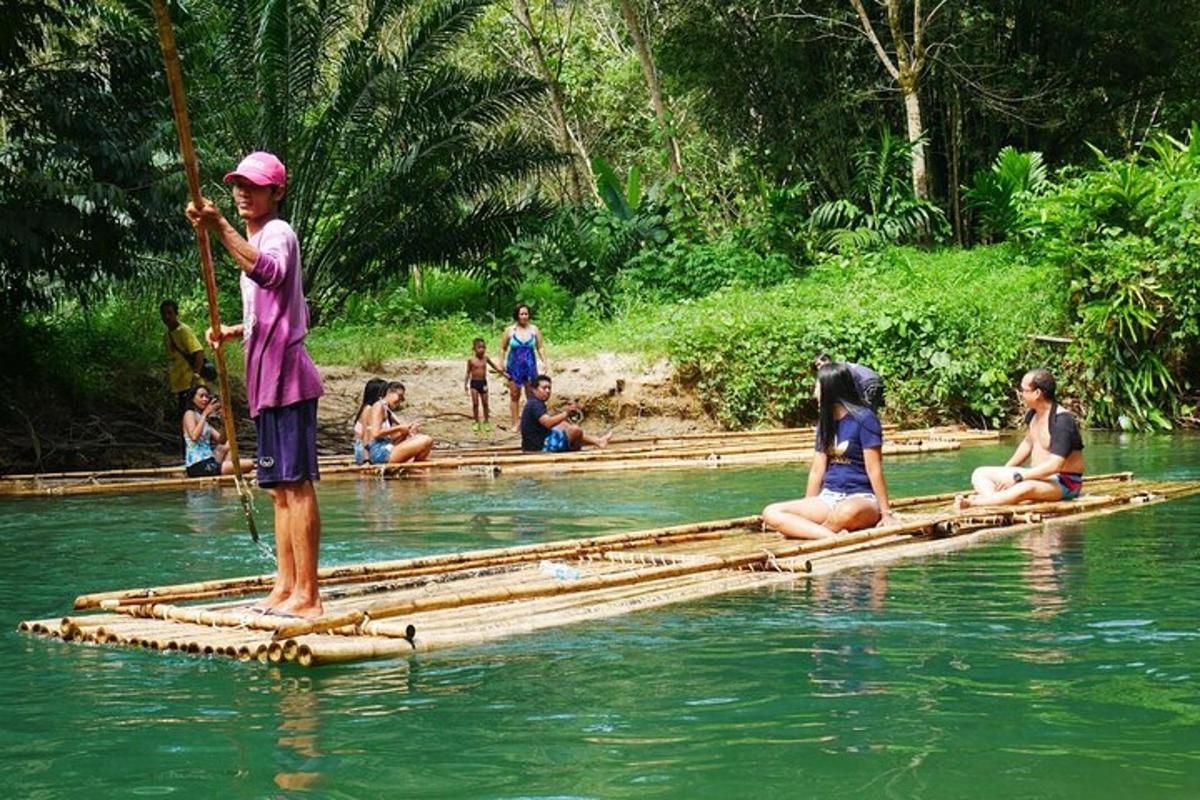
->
[809, 130, 948, 251]
[1022, 126, 1200, 428]
[964, 147, 1049, 243]
[619, 235, 801, 302]
[666, 245, 1064, 428]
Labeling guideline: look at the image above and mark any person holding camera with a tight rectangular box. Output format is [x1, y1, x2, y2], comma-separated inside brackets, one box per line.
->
[519, 375, 611, 453]
[181, 385, 255, 477]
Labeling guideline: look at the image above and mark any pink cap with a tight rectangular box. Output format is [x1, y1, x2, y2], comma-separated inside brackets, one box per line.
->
[223, 151, 287, 187]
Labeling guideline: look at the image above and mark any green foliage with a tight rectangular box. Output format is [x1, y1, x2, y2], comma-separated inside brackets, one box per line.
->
[619, 235, 800, 302]
[1024, 126, 1200, 429]
[809, 130, 947, 251]
[665, 245, 1063, 429]
[964, 147, 1048, 242]
[0, 1, 187, 313]
[180, 0, 560, 318]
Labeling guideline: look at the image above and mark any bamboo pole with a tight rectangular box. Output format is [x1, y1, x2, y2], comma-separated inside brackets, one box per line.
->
[149, 0, 260, 548]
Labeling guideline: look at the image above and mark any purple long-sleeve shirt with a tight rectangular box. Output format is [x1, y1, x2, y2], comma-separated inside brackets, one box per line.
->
[240, 219, 324, 418]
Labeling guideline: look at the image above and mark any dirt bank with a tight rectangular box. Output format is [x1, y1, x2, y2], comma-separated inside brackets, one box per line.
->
[1, 353, 719, 473]
[318, 353, 717, 455]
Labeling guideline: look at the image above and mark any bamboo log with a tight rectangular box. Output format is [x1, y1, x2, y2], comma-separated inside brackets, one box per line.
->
[269, 515, 955, 640]
[75, 517, 758, 608]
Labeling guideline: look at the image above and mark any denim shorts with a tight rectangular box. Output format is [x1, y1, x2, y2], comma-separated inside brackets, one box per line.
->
[817, 488, 877, 509]
[367, 439, 393, 464]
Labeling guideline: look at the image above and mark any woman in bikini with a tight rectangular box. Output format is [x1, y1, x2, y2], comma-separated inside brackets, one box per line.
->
[499, 303, 548, 431]
[762, 363, 897, 539]
[356, 380, 435, 465]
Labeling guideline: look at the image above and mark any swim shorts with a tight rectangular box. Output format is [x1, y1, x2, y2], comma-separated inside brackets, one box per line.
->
[542, 428, 572, 453]
[469, 378, 488, 393]
[255, 399, 320, 487]
[1050, 472, 1083, 500]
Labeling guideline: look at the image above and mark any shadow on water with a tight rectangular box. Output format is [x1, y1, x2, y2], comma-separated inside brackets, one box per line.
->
[3, 432, 1200, 797]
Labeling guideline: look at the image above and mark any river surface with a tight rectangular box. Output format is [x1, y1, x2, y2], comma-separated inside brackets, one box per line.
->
[3, 434, 1199, 798]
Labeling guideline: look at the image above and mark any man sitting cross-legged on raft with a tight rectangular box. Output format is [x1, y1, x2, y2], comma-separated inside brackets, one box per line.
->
[520, 374, 612, 453]
[955, 368, 1085, 511]
[762, 363, 897, 539]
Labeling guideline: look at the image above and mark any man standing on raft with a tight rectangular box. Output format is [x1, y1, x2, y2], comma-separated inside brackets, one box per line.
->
[956, 368, 1084, 511]
[187, 151, 325, 618]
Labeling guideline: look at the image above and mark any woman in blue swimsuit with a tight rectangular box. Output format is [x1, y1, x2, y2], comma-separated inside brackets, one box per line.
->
[500, 303, 548, 431]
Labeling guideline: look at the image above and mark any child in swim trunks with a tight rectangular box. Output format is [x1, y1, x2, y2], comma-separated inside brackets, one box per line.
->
[464, 338, 508, 431]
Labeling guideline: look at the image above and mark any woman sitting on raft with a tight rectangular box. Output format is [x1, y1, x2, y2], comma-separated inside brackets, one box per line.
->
[354, 379, 435, 465]
[182, 386, 254, 477]
[762, 363, 897, 539]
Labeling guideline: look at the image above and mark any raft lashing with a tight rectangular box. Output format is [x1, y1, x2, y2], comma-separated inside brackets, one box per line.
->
[19, 473, 1200, 667]
[0, 426, 998, 497]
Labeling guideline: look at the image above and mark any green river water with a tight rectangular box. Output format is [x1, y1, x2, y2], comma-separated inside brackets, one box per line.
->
[3, 434, 1200, 798]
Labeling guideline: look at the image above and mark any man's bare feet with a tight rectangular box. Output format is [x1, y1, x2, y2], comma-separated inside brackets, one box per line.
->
[275, 597, 324, 618]
[258, 586, 291, 611]
[597, 430, 613, 448]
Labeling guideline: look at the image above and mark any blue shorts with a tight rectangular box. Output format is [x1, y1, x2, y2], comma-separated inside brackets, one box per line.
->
[367, 439, 393, 464]
[353, 440, 366, 465]
[542, 428, 572, 453]
[255, 399, 320, 487]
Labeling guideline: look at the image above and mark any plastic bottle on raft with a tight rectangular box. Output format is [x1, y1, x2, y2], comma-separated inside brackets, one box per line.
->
[539, 560, 583, 581]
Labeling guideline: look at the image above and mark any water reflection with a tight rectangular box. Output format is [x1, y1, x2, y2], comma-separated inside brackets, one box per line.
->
[273, 677, 322, 793]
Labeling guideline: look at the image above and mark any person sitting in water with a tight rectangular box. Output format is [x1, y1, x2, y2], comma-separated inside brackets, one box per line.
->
[520, 374, 612, 453]
[355, 380, 435, 465]
[762, 363, 897, 539]
[956, 368, 1084, 511]
[182, 386, 254, 477]
[813, 353, 884, 412]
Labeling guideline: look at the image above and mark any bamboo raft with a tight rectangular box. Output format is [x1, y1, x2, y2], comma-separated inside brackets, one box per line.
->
[19, 473, 1199, 667]
[0, 426, 997, 497]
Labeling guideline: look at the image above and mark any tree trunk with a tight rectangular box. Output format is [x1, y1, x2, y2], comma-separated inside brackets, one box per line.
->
[902, 85, 928, 200]
[512, 0, 592, 203]
[948, 84, 964, 245]
[617, 0, 682, 174]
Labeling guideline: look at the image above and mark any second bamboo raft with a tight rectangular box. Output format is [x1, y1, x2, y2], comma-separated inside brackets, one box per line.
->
[19, 472, 1199, 666]
[0, 426, 998, 497]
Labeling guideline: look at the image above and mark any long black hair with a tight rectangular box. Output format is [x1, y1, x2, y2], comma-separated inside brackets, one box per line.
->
[353, 378, 388, 425]
[815, 363, 877, 453]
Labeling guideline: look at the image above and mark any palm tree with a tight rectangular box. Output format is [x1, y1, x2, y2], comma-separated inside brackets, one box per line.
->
[809, 128, 945, 251]
[176, 0, 560, 316]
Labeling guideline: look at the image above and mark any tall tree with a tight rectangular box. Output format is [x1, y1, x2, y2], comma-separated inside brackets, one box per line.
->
[617, 0, 682, 174]
[181, 0, 560, 316]
[847, 0, 939, 199]
[511, 0, 595, 202]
